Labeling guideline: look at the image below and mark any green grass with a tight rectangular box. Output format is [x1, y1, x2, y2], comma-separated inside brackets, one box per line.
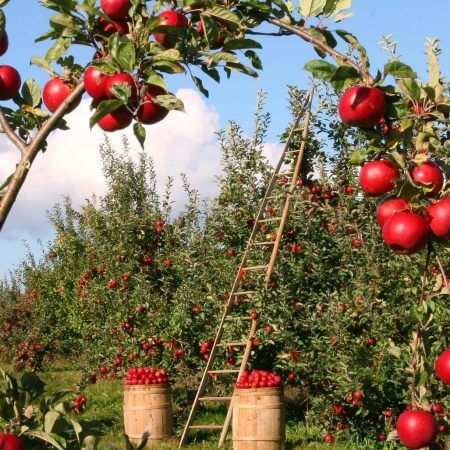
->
[0, 363, 417, 449]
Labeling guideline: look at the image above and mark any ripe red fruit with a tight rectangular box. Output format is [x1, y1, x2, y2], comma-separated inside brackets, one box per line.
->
[376, 197, 409, 227]
[351, 238, 362, 247]
[426, 197, 450, 240]
[352, 390, 363, 401]
[0, 65, 21, 100]
[324, 433, 335, 443]
[0, 434, 25, 450]
[338, 86, 386, 127]
[227, 249, 236, 257]
[100, 0, 131, 19]
[98, 17, 129, 35]
[377, 433, 387, 441]
[0, 32, 9, 57]
[43, 78, 80, 113]
[411, 161, 444, 197]
[84, 66, 110, 100]
[105, 72, 137, 100]
[368, 337, 376, 346]
[382, 212, 430, 254]
[396, 410, 437, 449]
[136, 85, 169, 124]
[435, 348, 450, 384]
[97, 107, 132, 132]
[154, 11, 189, 47]
[359, 160, 400, 196]
[196, 20, 228, 49]
[288, 372, 296, 380]
[250, 312, 259, 320]
[107, 278, 118, 289]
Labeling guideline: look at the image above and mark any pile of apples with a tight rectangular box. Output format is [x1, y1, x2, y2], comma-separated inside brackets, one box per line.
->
[338, 85, 449, 255]
[235, 370, 282, 389]
[124, 367, 169, 385]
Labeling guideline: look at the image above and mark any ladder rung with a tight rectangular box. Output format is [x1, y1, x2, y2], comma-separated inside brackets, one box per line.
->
[258, 217, 282, 223]
[266, 194, 288, 200]
[233, 291, 255, 296]
[189, 425, 224, 430]
[208, 369, 240, 374]
[285, 149, 300, 154]
[276, 171, 294, 177]
[244, 265, 269, 271]
[216, 341, 247, 347]
[199, 396, 233, 402]
[225, 316, 253, 321]
[252, 241, 276, 246]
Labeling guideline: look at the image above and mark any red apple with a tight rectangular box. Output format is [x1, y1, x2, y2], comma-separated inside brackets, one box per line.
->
[196, 20, 228, 49]
[84, 66, 110, 99]
[411, 161, 444, 196]
[105, 72, 137, 100]
[100, 0, 131, 19]
[0, 65, 21, 100]
[324, 433, 335, 443]
[396, 410, 437, 449]
[426, 196, 450, 240]
[154, 11, 189, 47]
[376, 197, 409, 227]
[97, 17, 129, 35]
[0, 434, 25, 450]
[136, 85, 169, 124]
[43, 78, 80, 113]
[359, 160, 400, 196]
[97, 107, 132, 132]
[382, 212, 430, 254]
[338, 86, 386, 127]
[0, 32, 9, 57]
[435, 348, 450, 384]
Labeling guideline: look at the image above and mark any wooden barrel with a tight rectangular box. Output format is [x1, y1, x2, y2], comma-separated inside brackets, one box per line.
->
[123, 384, 173, 447]
[232, 387, 285, 450]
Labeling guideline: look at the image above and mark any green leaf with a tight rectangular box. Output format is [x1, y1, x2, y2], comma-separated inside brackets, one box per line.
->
[389, 150, 406, 169]
[398, 78, 421, 100]
[50, 13, 76, 29]
[45, 37, 71, 62]
[300, 0, 327, 17]
[24, 430, 66, 450]
[324, 0, 352, 17]
[426, 39, 443, 100]
[336, 29, 369, 69]
[142, 72, 167, 91]
[30, 57, 57, 77]
[329, 65, 361, 91]
[303, 60, 337, 81]
[222, 39, 262, 52]
[116, 40, 136, 73]
[89, 99, 123, 128]
[109, 83, 132, 104]
[348, 148, 367, 165]
[204, 6, 240, 27]
[71, 419, 83, 443]
[134, 122, 146, 149]
[192, 76, 209, 97]
[44, 411, 61, 434]
[22, 80, 41, 108]
[383, 61, 416, 79]
[211, 51, 240, 65]
[152, 94, 184, 112]
[152, 49, 181, 62]
[245, 50, 263, 70]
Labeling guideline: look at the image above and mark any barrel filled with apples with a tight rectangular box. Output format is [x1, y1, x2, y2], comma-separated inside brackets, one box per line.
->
[123, 367, 173, 447]
[232, 371, 285, 449]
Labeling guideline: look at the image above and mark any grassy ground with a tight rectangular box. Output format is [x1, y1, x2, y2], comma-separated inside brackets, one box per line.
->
[0, 363, 414, 449]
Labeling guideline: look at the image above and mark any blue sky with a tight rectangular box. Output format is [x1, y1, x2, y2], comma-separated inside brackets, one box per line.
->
[1, 1, 450, 277]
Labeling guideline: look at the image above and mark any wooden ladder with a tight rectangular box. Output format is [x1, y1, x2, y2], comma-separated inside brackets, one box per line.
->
[178, 87, 315, 448]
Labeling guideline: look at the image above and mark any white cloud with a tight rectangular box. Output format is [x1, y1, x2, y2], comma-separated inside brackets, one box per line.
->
[0, 88, 221, 238]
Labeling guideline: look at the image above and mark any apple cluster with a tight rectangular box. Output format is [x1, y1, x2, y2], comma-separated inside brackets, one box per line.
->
[235, 370, 282, 389]
[72, 394, 87, 414]
[124, 367, 169, 385]
[338, 85, 449, 255]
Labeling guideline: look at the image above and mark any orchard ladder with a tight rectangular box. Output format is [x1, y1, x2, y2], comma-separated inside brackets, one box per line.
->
[179, 86, 315, 448]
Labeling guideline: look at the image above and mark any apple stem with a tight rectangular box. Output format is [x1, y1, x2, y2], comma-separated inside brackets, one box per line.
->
[0, 81, 85, 232]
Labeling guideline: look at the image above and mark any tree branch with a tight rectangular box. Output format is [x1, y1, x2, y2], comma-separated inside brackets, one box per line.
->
[267, 18, 373, 84]
[0, 108, 27, 155]
[0, 80, 85, 232]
